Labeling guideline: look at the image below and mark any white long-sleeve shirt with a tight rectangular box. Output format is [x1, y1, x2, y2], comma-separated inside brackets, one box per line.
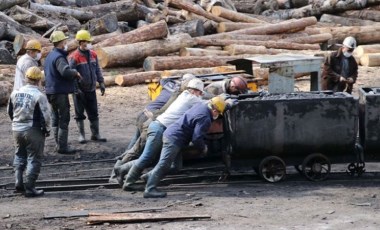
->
[14, 54, 38, 91]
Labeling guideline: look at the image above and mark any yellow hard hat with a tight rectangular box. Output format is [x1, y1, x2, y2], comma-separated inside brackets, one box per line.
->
[49, 31, 68, 43]
[25, 40, 42, 51]
[75, 29, 93, 42]
[25, 66, 43, 81]
[210, 96, 226, 114]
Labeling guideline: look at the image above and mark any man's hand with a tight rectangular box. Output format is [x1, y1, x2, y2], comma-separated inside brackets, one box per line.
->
[347, 78, 354, 84]
[100, 82, 106, 96]
[76, 72, 82, 80]
[340, 76, 346, 82]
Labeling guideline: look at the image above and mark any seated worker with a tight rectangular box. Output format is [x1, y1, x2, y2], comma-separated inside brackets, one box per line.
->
[203, 76, 248, 99]
[142, 96, 226, 198]
[321, 36, 358, 94]
[116, 78, 205, 190]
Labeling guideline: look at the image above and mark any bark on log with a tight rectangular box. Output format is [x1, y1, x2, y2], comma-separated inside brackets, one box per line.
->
[217, 22, 265, 33]
[85, 1, 143, 22]
[138, 5, 166, 23]
[13, 34, 51, 56]
[211, 6, 267, 23]
[360, 53, 380, 67]
[87, 12, 119, 36]
[339, 10, 380, 22]
[279, 33, 332, 44]
[195, 38, 320, 50]
[49, 0, 76, 6]
[167, 0, 230, 22]
[320, 14, 378, 26]
[136, 20, 150, 28]
[10, 5, 55, 29]
[115, 71, 162, 86]
[0, 11, 37, 36]
[91, 30, 122, 44]
[76, 0, 101, 7]
[96, 33, 195, 68]
[0, 0, 28, 11]
[143, 56, 242, 71]
[0, 49, 16, 65]
[203, 32, 308, 41]
[94, 20, 169, 48]
[168, 19, 204, 37]
[179, 47, 230, 56]
[0, 81, 13, 106]
[160, 65, 236, 77]
[315, 25, 380, 44]
[354, 45, 380, 58]
[29, 2, 94, 21]
[224, 44, 282, 55]
[166, 15, 186, 24]
[0, 22, 6, 40]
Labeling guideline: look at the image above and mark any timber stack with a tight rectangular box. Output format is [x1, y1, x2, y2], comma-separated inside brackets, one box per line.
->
[1, 0, 380, 103]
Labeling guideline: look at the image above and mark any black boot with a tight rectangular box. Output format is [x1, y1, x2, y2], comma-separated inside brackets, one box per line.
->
[114, 161, 134, 186]
[122, 164, 143, 191]
[57, 128, 76, 154]
[76, 120, 86, 144]
[143, 172, 167, 198]
[15, 169, 24, 193]
[24, 177, 44, 198]
[90, 119, 107, 142]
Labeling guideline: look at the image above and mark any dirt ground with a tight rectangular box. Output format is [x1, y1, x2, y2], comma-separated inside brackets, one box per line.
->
[1, 66, 380, 229]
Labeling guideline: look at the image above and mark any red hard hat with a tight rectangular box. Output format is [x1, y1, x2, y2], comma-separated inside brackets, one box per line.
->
[231, 76, 248, 93]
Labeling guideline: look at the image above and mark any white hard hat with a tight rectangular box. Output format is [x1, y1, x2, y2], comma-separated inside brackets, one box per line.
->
[182, 73, 195, 81]
[187, 78, 204, 92]
[342, 36, 357, 49]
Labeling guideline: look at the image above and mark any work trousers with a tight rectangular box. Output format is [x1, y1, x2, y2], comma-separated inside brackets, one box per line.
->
[47, 94, 70, 130]
[72, 90, 99, 122]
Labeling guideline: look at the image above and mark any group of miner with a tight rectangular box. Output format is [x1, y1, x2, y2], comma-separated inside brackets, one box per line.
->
[7, 28, 359, 198]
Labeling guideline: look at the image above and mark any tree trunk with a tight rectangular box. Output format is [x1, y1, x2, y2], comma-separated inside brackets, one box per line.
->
[360, 53, 380, 67]
[354, 45, 380, 58]
[167, 0, 230, 22]
[195, 38, 320, 50]
[168, 19, 204, 37]
[76, 0, 101, 7]
[85, 1, 143, 22]
[29, 2, 94, 21]
[166, 15, 186, 24]
[96, 33, 195, 68]
[202, 32, 307, 41]
[217, 22, 265, 33]
[339, 10, 380, 22]
[11, 5, 55, 29]
[211, 6, 268, 23]
[179, 47, 230, 56]
[11, 14, 52, 30]
[0, 81, 13, 106]
[115, 71, 162, 86]
[279, 33, 332, 44]
[143, 56, 241, 71]
[94, 20, 169, 48]
[224, 44, 282, 55]
[161, 65, 236, 77]
[319, 14, 377, 26]
[92, 30, 123, 44]
[13, 34, 51, 56]
[0, 11, 37, 37]
[0, 0, 28, 11]
[86, 12, 119, 36]
[315, 25, 380, 44]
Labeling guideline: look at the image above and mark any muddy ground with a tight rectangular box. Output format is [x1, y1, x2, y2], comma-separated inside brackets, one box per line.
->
[1, 66, 380, 229]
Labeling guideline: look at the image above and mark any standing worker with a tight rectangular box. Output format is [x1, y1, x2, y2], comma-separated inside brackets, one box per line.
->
[143, 96, 226, 198]
[69, 30, 106, 144]
[14, 40, 42, 91]
[44, 31, 81, 154]
[8, 66, 51, 197]
[322, 36, 358, 94]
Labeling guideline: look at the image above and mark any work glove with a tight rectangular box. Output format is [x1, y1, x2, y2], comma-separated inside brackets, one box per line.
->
[219, 93, 231, 100]
[340, 76, 346, 82]
[225, 98, 239, 110]
[100, 82, 106, 96]
[347, 78, 354, 84]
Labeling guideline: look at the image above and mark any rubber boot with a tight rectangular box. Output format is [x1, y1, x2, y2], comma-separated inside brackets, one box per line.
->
[15, 169, 24, 193]
[90, 119, 107, 142]
[52, 127, 58, 151]
[24, 176, 44, 198]
[57, 128, 76, 154]
[143, 171, 167, 198]
[114, 161, 134, 186]
[76, 120, 86, 144]
[122, 165, 144, 191]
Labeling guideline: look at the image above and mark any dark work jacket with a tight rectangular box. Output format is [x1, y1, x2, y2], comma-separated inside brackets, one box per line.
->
[321, 50, 358, 94]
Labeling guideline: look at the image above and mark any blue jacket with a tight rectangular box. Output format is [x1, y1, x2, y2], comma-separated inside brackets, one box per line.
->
[44, 48, 77, 94]
[163, 101, 212, 151]
[69, 49, 104, 92]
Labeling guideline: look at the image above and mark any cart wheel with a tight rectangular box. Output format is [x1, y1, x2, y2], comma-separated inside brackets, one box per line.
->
[302, 153, 331, 181]
[259, 156, 286, 183]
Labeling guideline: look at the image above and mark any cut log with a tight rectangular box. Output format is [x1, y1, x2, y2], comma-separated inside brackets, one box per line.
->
[13, 34, 51, 56]
[339, 10, 380, 22]
[143, 56, 242, 71]
[315, 25, 380, 44]
[360, 53, 380, 67]
[94, 20, 169, 48]
[29, 2, 94, 21]
[0, 0, 28, 11]
[0, 81, 13, 106]
[143, 0, 157, 8]
[85, 1, 143, 22]
[0, 49, 16, 65]
[211, 6, 267, 23]
[195, 38, 320, 50]
[279, 33, 332, 44]
[76, 0, 101, 7]
[167, 0, 230, 22]
[136, 20, 150, 28]
[137, 4, 166, 23]
[217, 22, 265, 33]
[161, 65, 236, 77]
[87, 12, 119, 36]
[169, 19, 204, 37]
[96, 33, 195, 68]
[0, 11, 37, 36]
[166, 15, 186, 24]
[224, 44, 282, 55]
[354, 45, 380, 58]
[91, 30, 122, 44]
[179, 47, 229, 56]
[11, 5, 55, 29]
[0, 22, 6, 40]
[320, 14, 378, 26]
[49, 0, 76, 6]
[115, 71, 162, 86]
[203, 32, 308, 41]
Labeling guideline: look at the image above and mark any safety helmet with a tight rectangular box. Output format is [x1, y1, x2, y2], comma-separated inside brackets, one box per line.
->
[25, 66, 43, 81]
[49, 31, 68, 43]
[25, 40, 42, 51]
[230, 76, 248, 93]
[187, 78, 204, 92]
[181, 74, 196, 91]
[342, 36, 357, 49]
[210, 96, 226, 114]
[75, 29, 93, 42]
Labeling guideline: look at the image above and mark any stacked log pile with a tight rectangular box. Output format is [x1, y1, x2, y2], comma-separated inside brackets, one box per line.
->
[1, 0, 380, 105]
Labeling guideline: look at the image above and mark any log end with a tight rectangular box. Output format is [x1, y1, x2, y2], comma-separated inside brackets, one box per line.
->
[95, 48, 109, 69]
[13, 34, 26, 56]
[143, 57, 155, 71]
[114, 74, 125, 86]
